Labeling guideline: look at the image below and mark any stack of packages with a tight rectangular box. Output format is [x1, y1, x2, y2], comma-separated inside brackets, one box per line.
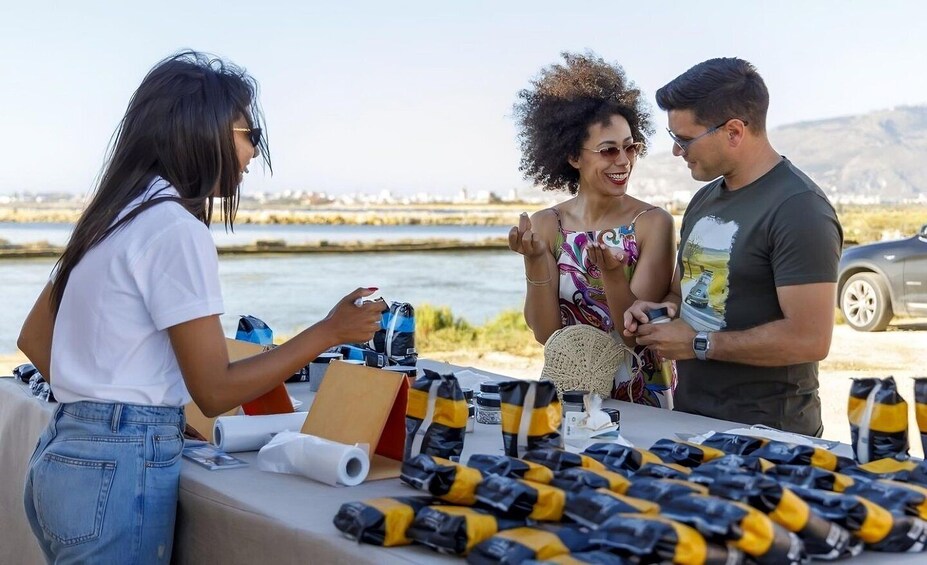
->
[332, 375, 927, 563]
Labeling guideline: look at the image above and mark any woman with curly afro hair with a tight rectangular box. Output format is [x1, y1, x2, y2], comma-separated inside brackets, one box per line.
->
[508, 52, 676, 408]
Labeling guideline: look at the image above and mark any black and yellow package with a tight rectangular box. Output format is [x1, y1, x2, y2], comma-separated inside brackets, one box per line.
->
[630, 462, 692, 480]
[790, 485, 927, 552]
[499, 380, 562, 457]
[916, 377, 927, 455]
[401, 454, 482, 505]
[700, 432, 768, 456]
[405, 369, 468, 461]
[847, 479, 927, 520]
[766, 464, 856, 493]
[474, 475, 568, 521]
[592, 513, 745, 565]
[406, 505, 525, 556]
[332, 496, 435, 547]
[658, 493, 807, 564]
[648, 438, 727, 467]
[707, 472, 861, 560]
[841, 457, 927, 486]
[848, 376, 909, 463]
[550, 466, 631, 494]
[582, 443, 665, 473]
[694, 453, 773, 475]
[751, 440, 853, 471]
[564, 488, 659, 528]
[524, 550, 631, 564]
[467, 525, 591, 565]
[624, 476, 708, 504]
[522, 447, 607, 473]
[467, 453, 554, 484]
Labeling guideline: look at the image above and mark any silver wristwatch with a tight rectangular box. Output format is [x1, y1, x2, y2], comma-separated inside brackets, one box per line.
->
[693, 331, 711, 361]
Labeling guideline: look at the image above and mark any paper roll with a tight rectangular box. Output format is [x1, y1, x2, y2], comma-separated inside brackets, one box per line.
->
[256, 431, 370, 487]
[213, 412, 309, 452]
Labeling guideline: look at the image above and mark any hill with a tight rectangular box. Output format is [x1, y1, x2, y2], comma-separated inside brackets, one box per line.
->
[632, 105, 927, 204]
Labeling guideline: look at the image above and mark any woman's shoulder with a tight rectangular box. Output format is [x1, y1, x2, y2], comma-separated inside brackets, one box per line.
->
[629, 203, 673, 237]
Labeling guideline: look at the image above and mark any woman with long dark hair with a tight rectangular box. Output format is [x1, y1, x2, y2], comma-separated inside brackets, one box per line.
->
[17, 51, 383, 563]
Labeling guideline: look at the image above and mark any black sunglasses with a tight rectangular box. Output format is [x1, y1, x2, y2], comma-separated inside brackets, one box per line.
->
[232, 127, 262, 147]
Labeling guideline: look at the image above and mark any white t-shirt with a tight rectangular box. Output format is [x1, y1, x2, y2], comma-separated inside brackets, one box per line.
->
[50, 178, 224, 406]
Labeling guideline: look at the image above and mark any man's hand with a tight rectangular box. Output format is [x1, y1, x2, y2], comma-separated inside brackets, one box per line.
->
[634, 318, 698, 361]
[623, 300, 678, 336]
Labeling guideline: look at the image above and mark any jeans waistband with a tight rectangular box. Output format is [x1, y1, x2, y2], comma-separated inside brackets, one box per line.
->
[61, 401, 184, 430]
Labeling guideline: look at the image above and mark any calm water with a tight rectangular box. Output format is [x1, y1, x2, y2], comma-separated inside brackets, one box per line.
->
[0, 223, 525, 355]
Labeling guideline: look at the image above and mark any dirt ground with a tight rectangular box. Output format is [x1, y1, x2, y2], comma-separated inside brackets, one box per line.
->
[4, 318, 926, 457]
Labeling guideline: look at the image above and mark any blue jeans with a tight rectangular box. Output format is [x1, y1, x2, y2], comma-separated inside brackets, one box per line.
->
[24, 401, 185, 564]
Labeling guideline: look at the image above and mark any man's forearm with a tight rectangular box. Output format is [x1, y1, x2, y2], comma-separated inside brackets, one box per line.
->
[707, 318, 832, 366]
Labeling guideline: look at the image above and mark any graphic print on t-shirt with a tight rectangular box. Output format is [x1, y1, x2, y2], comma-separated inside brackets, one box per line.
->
[680, 216, 738, 331]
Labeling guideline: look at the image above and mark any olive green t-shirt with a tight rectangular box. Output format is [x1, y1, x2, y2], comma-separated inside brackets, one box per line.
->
[675, 158, 843, 436]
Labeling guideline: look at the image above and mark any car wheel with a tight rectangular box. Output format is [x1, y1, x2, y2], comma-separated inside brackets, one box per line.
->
[841, 272, 893, 332]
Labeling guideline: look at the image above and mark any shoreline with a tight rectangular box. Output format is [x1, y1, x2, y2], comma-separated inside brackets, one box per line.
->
[0, 237, 510, 259]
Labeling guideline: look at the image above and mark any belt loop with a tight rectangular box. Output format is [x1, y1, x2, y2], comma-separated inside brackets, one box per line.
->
[111, 404, 123, 432]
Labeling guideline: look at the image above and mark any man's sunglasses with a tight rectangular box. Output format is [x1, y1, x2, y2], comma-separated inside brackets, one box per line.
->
[233, 127, 262, 148]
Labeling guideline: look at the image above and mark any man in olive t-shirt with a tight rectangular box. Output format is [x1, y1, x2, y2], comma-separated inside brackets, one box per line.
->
[623, 58, 843, 436]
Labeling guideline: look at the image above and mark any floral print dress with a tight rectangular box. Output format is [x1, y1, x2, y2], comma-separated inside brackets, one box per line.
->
[552, 207, 676, 408]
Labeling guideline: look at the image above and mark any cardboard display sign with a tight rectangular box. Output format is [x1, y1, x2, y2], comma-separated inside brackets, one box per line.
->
[184, 338, 293, 441]
[302, 360, 409, 480]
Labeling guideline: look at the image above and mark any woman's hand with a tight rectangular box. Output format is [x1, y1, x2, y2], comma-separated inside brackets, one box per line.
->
[587, 241, 628, 273]
[508, 212, 548, 259]
[320, 287, 386, 344]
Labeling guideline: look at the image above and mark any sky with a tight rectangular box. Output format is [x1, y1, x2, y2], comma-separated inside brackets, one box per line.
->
[2, 1, 925, 197]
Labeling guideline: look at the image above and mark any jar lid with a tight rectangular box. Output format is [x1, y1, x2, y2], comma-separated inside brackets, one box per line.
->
[480, 381, 501, 394]
[646, 307, 669, 321]
[476, 393, 501, 407]
[461, 388, 474, 401]
[603, 408, 621, 424]
[562, 390, 588, 404]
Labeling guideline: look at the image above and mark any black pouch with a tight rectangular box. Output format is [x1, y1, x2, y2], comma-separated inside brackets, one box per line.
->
[846, 479, 927, 520]
[790, 485, 927, 552]
[649, 438, 726, 467]
[13, 363, 40, 383]
[624, 477, 708, 503]
[466, 454, 554, 484]
[499, 380, 562, 457]
[766, 464, 857, 493]
[694, 454, 772, 475]
[407, 505, 524, 556]
[332, 496, 434, 546]
[917, 378, 927, 455]
[564, 488, 659, 528]
[370, 301, 418, 366]
[840, 456, 927, 484]
[700, 432, 768, 455]
[592, 513, 745, 565]
[629, 462, 692, 480]
[582, 443, 665, 473]
[848, 376, 910, 463]
[467, 525, 591, 565]
[522, 448, 606, 473]
[524, 550, 631, 564]
[708, 472, 861, 561]
[550, 467, 631, 494]
[405, 369, 468, 461]
[474, 475, 568, 522]
[751, 440, 853, 471]
[400, 454, 482, 505]
[659, 493, 807, 565]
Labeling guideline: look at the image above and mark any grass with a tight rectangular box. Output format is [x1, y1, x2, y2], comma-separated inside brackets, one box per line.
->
[836, 204, 927, 245]
[415, 304, 542, 358]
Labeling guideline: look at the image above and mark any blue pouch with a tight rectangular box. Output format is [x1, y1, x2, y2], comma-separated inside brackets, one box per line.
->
[236, 315, 274, 346]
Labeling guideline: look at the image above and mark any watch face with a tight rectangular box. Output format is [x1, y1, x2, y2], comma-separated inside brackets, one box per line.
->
[694, 339, 708, 351]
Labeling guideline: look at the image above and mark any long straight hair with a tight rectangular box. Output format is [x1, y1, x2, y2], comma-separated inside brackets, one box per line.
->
[51, 50, 271, 311]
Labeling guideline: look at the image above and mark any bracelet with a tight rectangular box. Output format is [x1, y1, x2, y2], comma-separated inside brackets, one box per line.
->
[525, 275, 552, 286]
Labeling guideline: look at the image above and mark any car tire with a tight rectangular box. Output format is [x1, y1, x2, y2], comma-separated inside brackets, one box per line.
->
[841, 272, 893, 332]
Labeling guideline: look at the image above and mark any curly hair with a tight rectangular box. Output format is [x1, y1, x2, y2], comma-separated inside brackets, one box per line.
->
[514, 52, 654, 195]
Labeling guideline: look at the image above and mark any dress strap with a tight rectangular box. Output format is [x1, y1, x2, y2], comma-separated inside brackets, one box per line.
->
[551, 207, 565, 234]
[629, 206, 658, 230]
